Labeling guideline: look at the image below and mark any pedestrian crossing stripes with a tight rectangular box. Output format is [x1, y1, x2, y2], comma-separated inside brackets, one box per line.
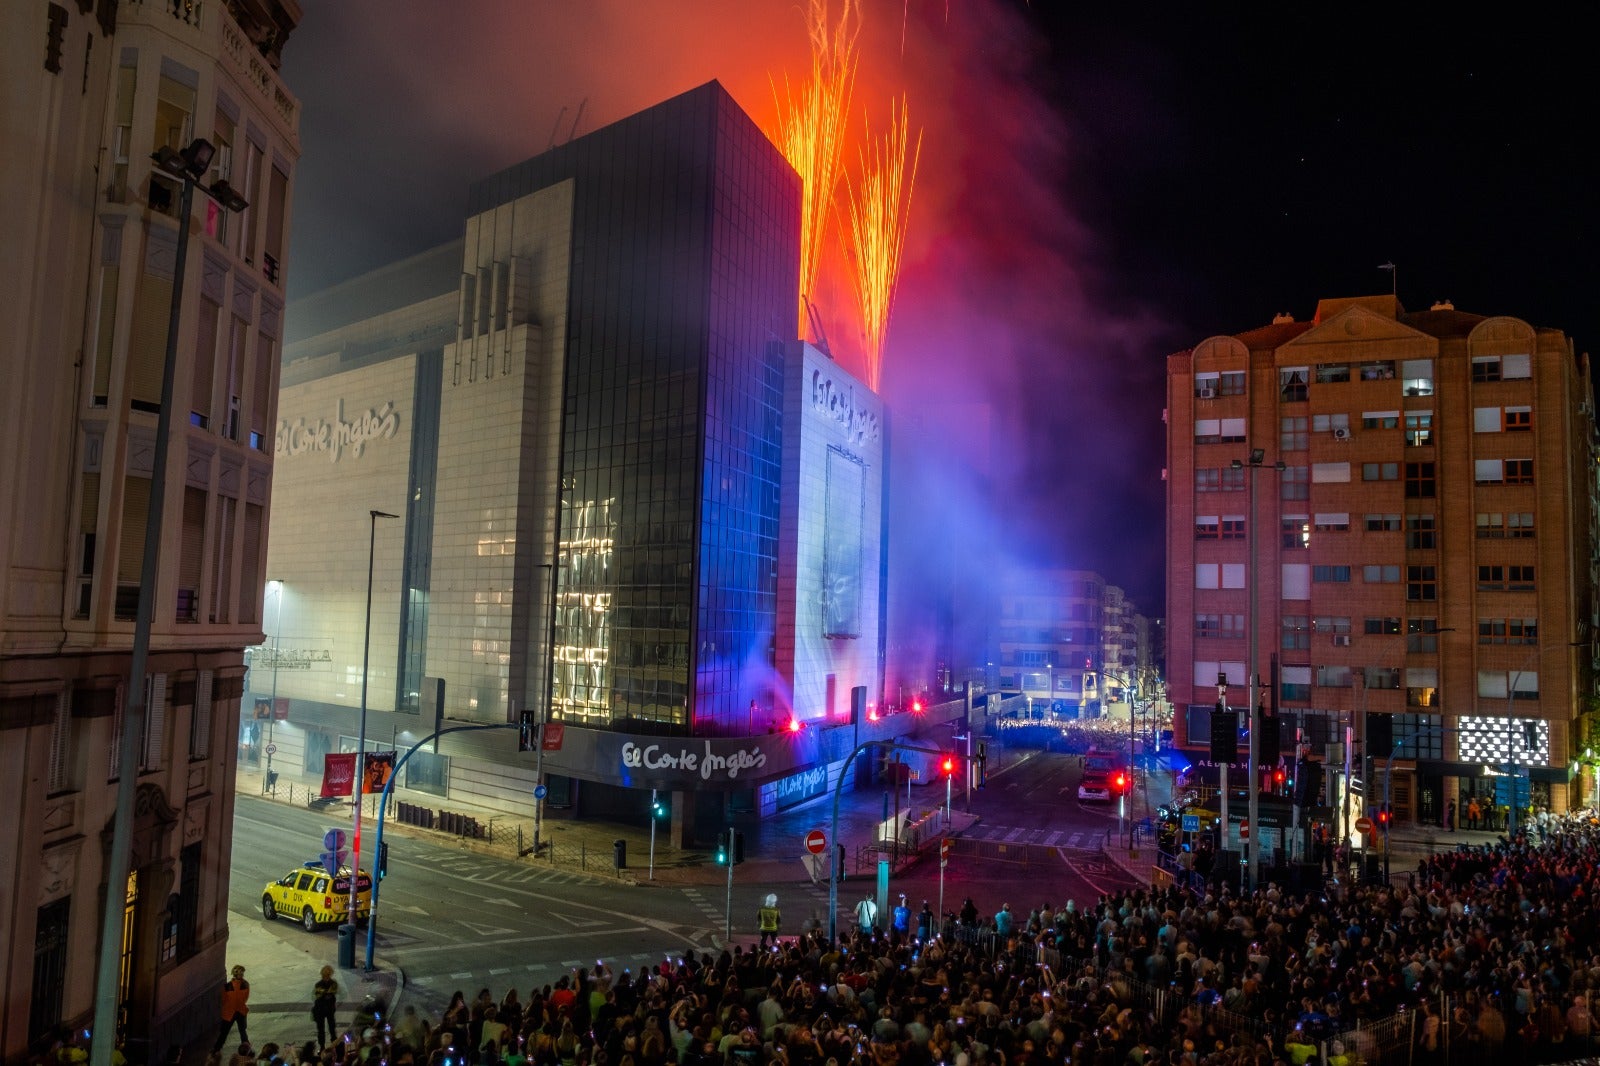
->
[963, 825, 1098, 849]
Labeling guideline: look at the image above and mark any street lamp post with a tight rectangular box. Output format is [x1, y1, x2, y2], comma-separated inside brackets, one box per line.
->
[266, 579, 283, 785]
[91, 139, 247, 1066]
[348, 509, 399, 940]
[1233, 450, 1282, 892]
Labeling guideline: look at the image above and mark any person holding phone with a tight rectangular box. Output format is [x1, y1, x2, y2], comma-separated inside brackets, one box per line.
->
[214, 965, 251, 1052]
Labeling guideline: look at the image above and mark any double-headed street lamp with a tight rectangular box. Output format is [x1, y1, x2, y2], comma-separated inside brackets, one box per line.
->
[92, 139, 247, 1066]
[1231, 449, 1283, 892]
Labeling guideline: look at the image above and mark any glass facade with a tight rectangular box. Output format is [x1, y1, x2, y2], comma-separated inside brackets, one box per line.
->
[470, 83, 799, 738]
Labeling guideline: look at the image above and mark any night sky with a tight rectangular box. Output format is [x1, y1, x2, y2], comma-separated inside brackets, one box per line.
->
[281, 3, 1597, 616]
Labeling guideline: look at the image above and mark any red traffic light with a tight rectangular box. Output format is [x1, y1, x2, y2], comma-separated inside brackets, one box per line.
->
[941, 757, 955, 776]
[912, 698, 925, 713]
[1273, 769, 1285, 784]
[1114, 771, 1127, 791]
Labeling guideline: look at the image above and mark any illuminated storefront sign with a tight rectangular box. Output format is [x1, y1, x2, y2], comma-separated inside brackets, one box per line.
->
[774, 765, 829, 810]
[621, 739, 768, 782]
[810, 369, 880, 447]
[276, 398, 401, 463]
[545, 724, 822, 791]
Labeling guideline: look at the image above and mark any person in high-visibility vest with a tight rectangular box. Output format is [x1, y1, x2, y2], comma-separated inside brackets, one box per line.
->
[757, 893, 781, 949]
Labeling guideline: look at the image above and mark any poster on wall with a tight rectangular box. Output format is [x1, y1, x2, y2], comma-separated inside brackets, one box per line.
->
[363, 751, 396, 794]
[321, 752, 356, 797]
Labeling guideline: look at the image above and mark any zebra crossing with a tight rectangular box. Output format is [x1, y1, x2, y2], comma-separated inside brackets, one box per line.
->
[962, 824, 1103, 850]
[404, 853, 614, 887]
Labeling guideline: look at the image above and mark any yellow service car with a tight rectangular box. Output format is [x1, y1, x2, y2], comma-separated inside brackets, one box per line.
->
[262, 862, 371, 931]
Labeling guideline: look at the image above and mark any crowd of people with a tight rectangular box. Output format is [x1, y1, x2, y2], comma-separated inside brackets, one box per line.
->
[178, 810, 1600, 1066]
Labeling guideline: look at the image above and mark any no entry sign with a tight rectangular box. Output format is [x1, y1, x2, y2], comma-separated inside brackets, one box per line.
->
[805, 829, 827, 855]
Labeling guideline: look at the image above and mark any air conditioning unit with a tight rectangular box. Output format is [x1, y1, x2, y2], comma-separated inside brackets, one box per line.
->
[1332, 634, 1351, 647]
[1332, 427, 1352, 441]
[1197, 386, 1216, 399]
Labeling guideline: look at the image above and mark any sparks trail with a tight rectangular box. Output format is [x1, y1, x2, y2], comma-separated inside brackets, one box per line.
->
[769, 0, 861, 340]
[844, 94, 921, 392]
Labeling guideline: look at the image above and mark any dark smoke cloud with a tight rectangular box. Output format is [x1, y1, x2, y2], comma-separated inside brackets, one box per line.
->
[282, 0, 1173, 661]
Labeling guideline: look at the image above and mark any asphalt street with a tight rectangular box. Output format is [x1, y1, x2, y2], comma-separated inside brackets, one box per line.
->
[229, 746, 1162, 1012]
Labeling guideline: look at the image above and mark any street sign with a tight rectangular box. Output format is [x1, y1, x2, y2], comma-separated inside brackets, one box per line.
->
[533, 784, 548, 800]
[1238, 819, 1251, 839]
[1494, 776, 1530, 807]
[1355, 816, 1373, 834]
[320, 849, 347, 872]
[265, 743, 277, 756]
[805, 829, 827, 855]
[323, 828, 347, 850]
[1181, 814, 1200, 833]
[941, 838, 953, 858]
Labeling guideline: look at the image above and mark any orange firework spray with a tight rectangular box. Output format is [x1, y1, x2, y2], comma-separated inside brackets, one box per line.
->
[770, 0, 861, 338]
[844, 95, 921, 392]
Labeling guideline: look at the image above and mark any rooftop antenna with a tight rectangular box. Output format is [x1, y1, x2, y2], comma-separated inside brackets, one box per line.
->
[567, 98, 587, 144]
[1377, 261, 1397, 296]
[546, 105, 568, 150]
[804, 296, 834, 360]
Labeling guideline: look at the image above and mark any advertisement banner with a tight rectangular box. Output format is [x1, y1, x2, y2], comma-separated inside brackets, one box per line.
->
[363, 751, 396, 794]
[321, 752, 356, 797]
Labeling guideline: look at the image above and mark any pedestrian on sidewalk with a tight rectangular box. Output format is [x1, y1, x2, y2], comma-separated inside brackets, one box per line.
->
[892, 894, 910, 936]
[213, 965, 251, 1051]
[312, 965, 339, 1048]
[916, 900, 934, 943]
[757, 894, 782, 949]
[1468, 797, 1481, 831]
[1446, 801, 1457, 832]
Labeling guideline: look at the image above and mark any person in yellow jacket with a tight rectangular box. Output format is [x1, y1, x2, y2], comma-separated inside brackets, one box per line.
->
[757, 893, 781, 949]
[213, 965, 251, 1051]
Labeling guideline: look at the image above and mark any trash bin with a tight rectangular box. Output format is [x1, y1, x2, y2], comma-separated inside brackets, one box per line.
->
[337, 923, 355, 969]
[613, 839, 627, 870]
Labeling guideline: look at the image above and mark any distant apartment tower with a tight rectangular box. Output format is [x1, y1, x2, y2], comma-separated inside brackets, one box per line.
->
[0, 2, 301, 1059]
[995, 569, 1130, 714]
[1166, 295, 1598, 824]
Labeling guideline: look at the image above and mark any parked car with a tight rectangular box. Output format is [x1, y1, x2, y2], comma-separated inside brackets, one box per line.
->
[262, 860, 371, 931]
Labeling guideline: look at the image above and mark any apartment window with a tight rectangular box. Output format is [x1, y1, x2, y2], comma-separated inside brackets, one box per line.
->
[1315, 665, 1353, 688]
[1219, 371, 1246, 396]
[1313, 616, 1351, 635]
[1474, 406, 1504, 433]
[1478, 670, 1538, 701]
[1313, 462, 1352, 483]
[1362, 411, 1399, 430]
[1315, 364, 1351, 384]
[1505, 459, 1534, 485]
[1478, 565, 1534, 591]
[1196, 614, 1222, 639]
[1280, 665, 1312, 702]
[1365, 617, 1403, 635]
[1194, 419, 1222, 444]
[1312, 565, 1351, 583]
[1509, 565, 1535, 591]
[1407, 667, 1440, 708]
[1471, 356, 1502, 383]
[1475, 460, 1505, 485]
[1365, 666, 1402, 689]
[1404, 412, 1433, 447]
[1313, 513, 1350, 532]
[1479, 618, 1538, 645]
[1362, 462, 1398, 482]
[1195, 564, 1244, 590]
[1402, 359, 1434, 397]
[1282, 616, 1310, 650]
[1407, 566, 1437, 602]
[1406, 515, 1436, 550]
[1281, 367, 1309, 402]
[1365, 514, 1402, 532]
[1281, 416, 1308, 452]
[1196, 468, 1221, 492]
[1505, 406, 1532, 431]
[1220, 516, 1246, 540]
[1312, 413, 1350, 434]
[1359, 361, 1396, 381]
[1195, 373, 1220, 399]
[1502, 353, 1532, 379]
[1221, 465, 1246, 491]
[1281, 516, 1309, 550]
[1282, 563, 1311, 599]
[1476, 511, 1535, 539]
[1364, 565, 1401, 584]
[1195, 516, 1220, 539]
[1281, 466, 1308, 500]
[1407, 618, 1441, 652]
[1405, 462, 1436, 498]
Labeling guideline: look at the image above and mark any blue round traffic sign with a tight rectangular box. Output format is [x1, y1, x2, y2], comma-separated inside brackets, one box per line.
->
[534, 784, 548, 800]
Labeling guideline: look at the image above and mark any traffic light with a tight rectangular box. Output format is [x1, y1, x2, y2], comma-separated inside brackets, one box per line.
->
[651, 794, 669, 820]
[911, 697, 925, 714]
[1272, 768, 1285, 794]
[732, 830, 745, 865]
[714, 830, 730, 865]
[518, 709, 538, 752]
[1258, 712, 1280, 758]
[1113, 770, 1128, 794]
[1210, 708, 1238, 763]
[377, 840, 390, 880]
[942, 756, 955, 777]
[1376, 803, 1392, 830]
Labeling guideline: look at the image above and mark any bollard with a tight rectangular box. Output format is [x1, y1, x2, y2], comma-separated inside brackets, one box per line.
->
[613, 838, 627, 871]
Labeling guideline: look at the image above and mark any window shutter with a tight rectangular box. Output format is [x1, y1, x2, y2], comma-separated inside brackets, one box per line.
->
[143, 673, 166, 770]
[119, 476, 151, 583]
[128, 271, 173, 408]
[190, 669, 213, 759]
[47, 694, 71, 793]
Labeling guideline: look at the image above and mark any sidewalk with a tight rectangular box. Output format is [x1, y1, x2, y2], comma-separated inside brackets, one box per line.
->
[235, 732, 1037, 890]
[190, 915, 403, 1060]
